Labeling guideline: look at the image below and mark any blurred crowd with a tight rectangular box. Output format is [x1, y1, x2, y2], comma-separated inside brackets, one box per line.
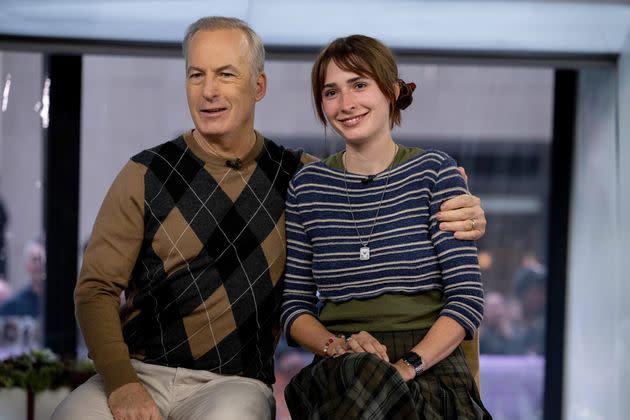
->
[0, 239, 45, 356]
[479, 257, 547, 356]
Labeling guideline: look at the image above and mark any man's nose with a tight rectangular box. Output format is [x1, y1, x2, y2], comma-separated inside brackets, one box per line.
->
[202, 77, 219, 100]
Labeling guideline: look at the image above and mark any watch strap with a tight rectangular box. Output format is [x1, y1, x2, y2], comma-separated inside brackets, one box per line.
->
[401, 351, 424, 377]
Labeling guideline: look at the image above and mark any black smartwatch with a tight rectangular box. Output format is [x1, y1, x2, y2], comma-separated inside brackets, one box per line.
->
[401, 351, 425, 377]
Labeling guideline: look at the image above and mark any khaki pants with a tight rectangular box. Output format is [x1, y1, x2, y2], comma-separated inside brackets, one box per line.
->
[51, 359, 275, 420]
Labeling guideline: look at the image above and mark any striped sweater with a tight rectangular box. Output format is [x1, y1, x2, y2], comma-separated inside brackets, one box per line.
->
[280, 149, 484, 339]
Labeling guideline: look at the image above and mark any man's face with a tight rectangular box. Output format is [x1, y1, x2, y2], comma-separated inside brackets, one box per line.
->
[185, 29, 266, 144]
[25, 244, 44, 293]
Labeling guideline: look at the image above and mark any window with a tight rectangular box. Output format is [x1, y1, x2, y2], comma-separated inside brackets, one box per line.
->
[80, 55, 552, 419]
[0, 51, 46, 358]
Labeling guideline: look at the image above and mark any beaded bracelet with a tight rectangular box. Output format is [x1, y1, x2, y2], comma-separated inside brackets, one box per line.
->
[323, 334, 346, 357]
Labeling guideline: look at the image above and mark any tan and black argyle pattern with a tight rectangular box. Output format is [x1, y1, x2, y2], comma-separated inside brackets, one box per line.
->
[122, 135, 303, 384]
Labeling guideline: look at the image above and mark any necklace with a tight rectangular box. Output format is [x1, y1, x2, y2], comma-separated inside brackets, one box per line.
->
[342, 144, 398, 261]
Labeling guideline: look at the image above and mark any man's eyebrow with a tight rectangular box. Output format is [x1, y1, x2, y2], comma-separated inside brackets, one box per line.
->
[216, 64, 239, 73]
[186, 65, 204, 74]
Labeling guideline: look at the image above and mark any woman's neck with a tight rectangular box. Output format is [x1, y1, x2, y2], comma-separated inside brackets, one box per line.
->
[343, 138, 397, 176]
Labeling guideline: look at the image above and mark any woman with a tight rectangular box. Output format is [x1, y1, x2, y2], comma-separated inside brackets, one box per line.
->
[280, 35, 491, 419]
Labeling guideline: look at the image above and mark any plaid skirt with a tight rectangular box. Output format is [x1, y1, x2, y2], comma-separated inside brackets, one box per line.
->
[285, 329, 492, 420]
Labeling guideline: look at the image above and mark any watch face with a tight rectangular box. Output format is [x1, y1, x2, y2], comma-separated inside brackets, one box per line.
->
[403, 351, 422, 368]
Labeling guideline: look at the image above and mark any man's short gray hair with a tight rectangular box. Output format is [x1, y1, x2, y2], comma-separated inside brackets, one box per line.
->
[183, 16, 265, 76]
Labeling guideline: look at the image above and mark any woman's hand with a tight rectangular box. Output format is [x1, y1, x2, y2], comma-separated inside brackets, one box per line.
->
[345, 331, 389, 361]
[392, 359, 416, 382]
[326, 335, 351, 357]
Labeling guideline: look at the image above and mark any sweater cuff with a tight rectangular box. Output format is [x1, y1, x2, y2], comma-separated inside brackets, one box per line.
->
[99, 358, 140, 396]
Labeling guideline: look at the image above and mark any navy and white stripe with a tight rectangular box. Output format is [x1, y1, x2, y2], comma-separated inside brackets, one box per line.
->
[280, 150, 484, 339]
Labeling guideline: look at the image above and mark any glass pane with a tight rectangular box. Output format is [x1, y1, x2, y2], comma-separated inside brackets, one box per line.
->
[0, 51, 45, 358]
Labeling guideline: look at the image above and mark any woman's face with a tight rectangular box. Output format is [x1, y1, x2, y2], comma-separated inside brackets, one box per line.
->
[321, 61, 392, 146]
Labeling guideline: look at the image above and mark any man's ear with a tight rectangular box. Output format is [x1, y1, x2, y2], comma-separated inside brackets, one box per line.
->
[255, 72, 267, 102]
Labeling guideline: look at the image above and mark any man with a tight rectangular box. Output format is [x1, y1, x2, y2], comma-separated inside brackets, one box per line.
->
[0, 239, 45, 317]
[479, 291, 524, 355]
[514, 266, 547, 355]
[53, 16, 486, 420]
[0, 279, 11, 304]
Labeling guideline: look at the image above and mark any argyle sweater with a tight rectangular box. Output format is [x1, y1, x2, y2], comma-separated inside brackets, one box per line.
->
[75, 131, 310, 395]
[280, 150, 484, 340]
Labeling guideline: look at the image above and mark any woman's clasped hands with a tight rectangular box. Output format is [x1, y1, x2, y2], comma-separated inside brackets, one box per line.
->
[327, 331, 389, 361]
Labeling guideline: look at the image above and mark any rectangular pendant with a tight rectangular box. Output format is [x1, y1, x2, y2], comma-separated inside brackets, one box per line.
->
[359, 246, 370, 261]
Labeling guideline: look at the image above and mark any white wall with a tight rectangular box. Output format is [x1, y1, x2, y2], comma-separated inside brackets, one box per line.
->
[564, 67, 618, 419]
[616, 25, 630, 417]
[0, 52, 44, 290]
[1, 1, 630, 55]
[564, 29, 630, 418]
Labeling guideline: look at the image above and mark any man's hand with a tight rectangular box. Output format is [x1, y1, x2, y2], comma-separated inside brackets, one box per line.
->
[437, 167, 486, 241]
[108, 382, 163, 420]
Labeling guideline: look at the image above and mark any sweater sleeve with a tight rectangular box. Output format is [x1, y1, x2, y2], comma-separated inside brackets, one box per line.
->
[300, 152, 320, 165]
[74, 160, 146, 396]
[280, 179, 319, 345]
[428, 152, 484, 339]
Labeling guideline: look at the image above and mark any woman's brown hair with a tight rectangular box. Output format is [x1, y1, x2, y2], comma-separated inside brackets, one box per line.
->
[311, 35, 415, 128]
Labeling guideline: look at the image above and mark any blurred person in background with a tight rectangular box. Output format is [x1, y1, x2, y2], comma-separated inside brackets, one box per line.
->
[0, 278, 11, 304]
[479, 291, 524, 355]
[0, 197, 8, 280]
[274, 349, 312, 420]
[513, 267, 546, 355]
[0, 196, 12, 308]
[0, 239, 45, 318]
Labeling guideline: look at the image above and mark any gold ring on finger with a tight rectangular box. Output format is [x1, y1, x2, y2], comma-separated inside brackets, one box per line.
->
[470, 218, 476, 231]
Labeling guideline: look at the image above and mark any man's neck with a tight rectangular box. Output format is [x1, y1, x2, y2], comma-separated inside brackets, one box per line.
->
[192, 129, 257, 160]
